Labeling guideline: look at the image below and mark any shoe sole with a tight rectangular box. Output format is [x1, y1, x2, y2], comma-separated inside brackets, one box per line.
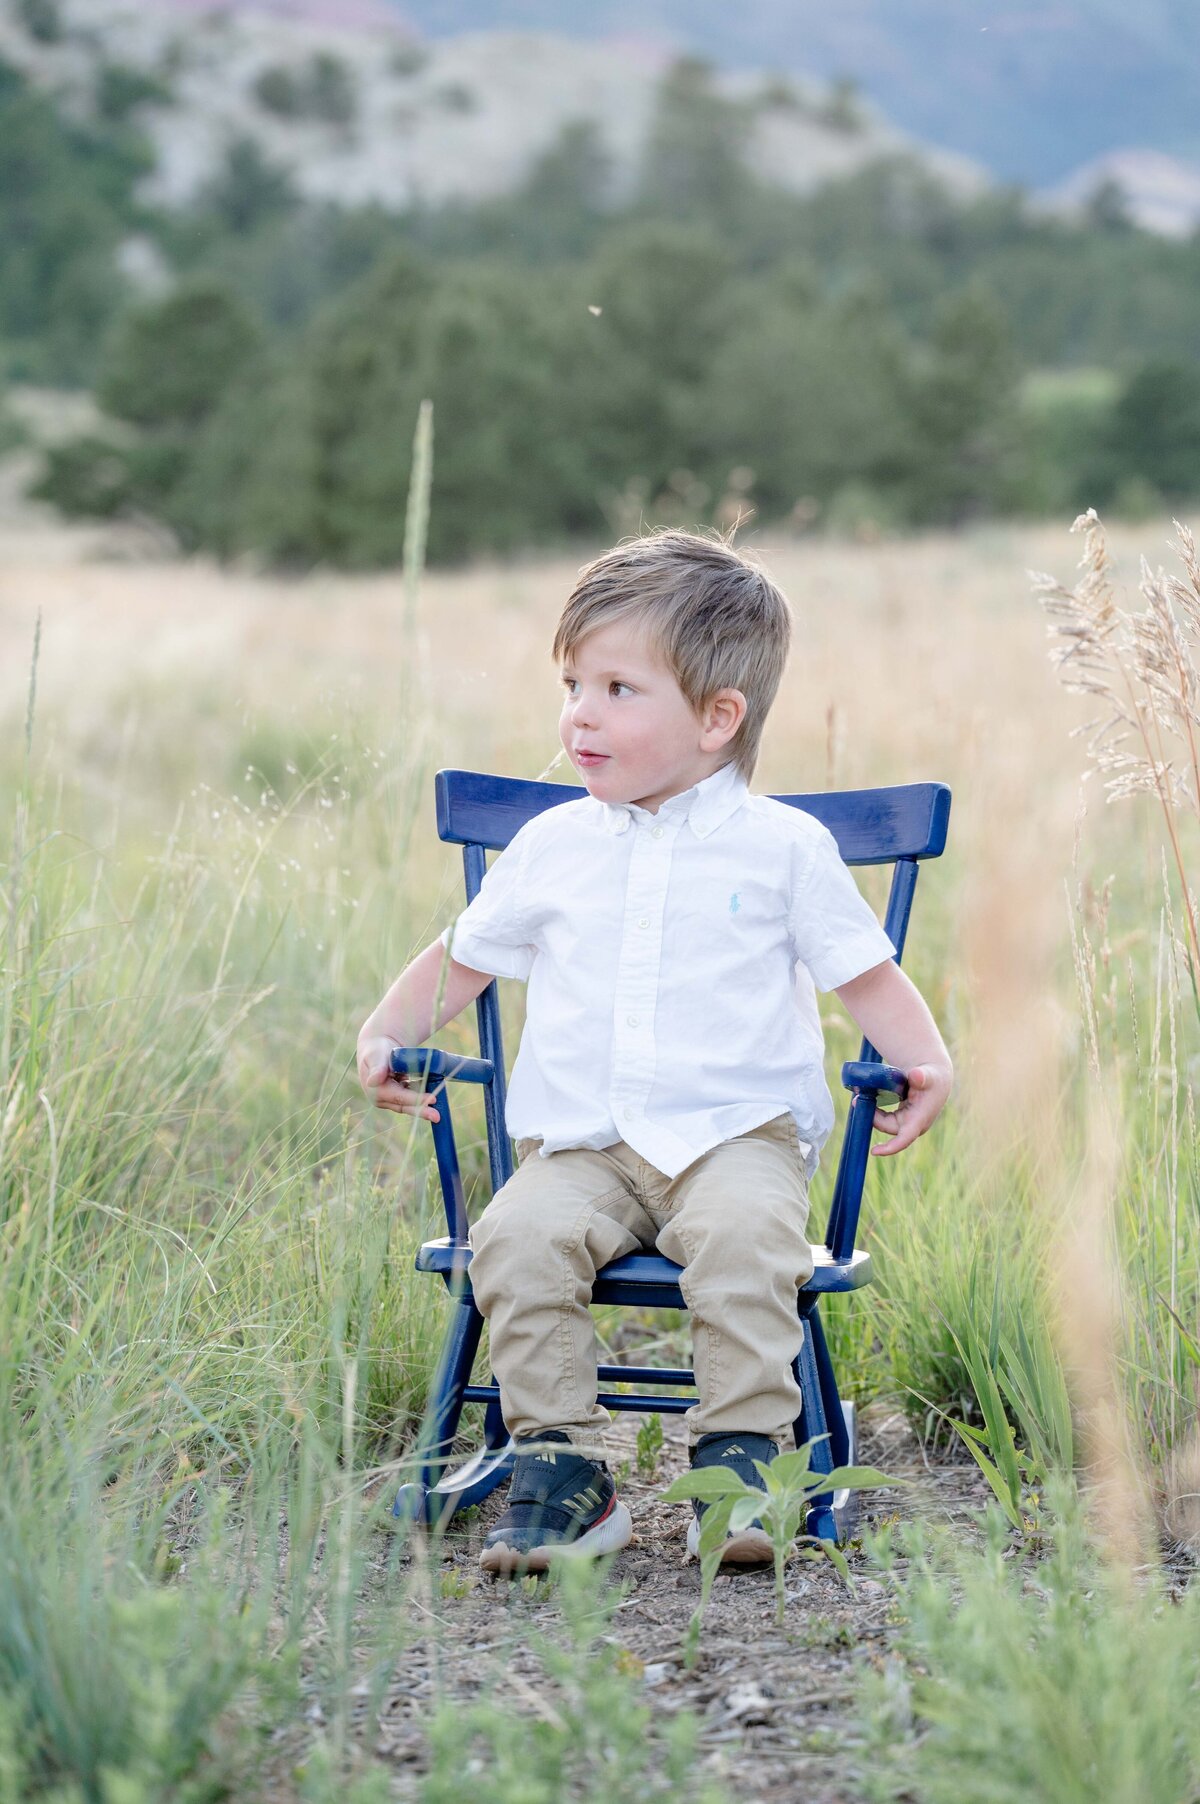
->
[686, 1514, 774, 1566]
[480, 1499, 633, 1575]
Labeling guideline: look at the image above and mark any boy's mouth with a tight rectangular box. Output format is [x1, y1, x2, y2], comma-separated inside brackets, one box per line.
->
[575, 751, 609, 767]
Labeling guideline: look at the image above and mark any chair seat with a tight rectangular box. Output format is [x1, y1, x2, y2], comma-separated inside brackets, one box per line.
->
[415, 1236, 872, 1305]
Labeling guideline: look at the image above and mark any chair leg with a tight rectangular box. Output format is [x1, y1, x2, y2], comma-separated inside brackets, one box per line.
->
[483, 1392, 507, 1452]
[805, 1305, 864, 1540]
[791, 1309, 838, 1545]
[806, 1304, 849, 1468]
[395, 1291, 485, 1526]
[425, 1374, 515, 1519]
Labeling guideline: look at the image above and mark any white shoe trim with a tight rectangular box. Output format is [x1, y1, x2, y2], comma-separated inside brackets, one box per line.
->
[686, 1512, 773, 1565]
[480, 1501, 633, 1575]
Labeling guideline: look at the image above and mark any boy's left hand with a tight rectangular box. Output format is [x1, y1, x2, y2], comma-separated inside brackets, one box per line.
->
[869, 1062, 952, 1156]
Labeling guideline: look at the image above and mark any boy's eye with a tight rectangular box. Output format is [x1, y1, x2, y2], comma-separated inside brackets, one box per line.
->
[560, 678, 633, 697]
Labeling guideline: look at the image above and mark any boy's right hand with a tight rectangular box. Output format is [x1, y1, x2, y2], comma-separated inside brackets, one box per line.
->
[357, 1036, 442, 1121]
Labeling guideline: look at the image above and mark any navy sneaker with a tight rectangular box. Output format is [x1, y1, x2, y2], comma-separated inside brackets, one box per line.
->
[480, 1431, 633, 1575]
[685, 1431, 777, 1566]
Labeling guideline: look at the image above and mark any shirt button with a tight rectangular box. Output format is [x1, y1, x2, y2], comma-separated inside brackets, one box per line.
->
[626, 1014, 638, 1026]
[638, 917, 650, 929]
[651, 827, 664, 840]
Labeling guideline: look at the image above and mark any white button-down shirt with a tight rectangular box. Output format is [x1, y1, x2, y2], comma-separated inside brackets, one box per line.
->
[440, 761, 895, 1180]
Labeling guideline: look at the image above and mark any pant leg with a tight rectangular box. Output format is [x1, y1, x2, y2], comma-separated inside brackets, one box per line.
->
[651, 1114, 815, 1445]
[467, 1137, 655, 1455]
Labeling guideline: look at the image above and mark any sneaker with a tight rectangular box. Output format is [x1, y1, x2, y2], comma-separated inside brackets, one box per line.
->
[479, 1431, 633, 1575]
[685, 1431, 777, 1566]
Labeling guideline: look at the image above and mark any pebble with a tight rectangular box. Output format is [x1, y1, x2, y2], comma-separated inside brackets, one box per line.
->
[719, 1683, 775, 1724]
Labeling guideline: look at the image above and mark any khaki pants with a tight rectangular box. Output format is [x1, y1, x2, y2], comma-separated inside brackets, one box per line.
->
[467, 1113, 814, 1455]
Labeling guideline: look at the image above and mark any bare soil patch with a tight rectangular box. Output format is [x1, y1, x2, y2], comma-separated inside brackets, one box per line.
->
[344, 1407, 991, 1802]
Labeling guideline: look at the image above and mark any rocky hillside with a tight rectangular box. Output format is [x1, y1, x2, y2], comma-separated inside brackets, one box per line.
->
[0, 0, 986, 214]
[393, 0, 1200, 189]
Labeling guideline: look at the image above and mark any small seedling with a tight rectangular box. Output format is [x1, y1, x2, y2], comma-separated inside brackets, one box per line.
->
[635, 1413, 664, 1480]
[438, 1566, 474, 1600]
[663, 1435, 895, 1637]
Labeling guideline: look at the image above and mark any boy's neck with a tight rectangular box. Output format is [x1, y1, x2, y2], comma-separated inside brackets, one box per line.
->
[626, 760, 737, 816]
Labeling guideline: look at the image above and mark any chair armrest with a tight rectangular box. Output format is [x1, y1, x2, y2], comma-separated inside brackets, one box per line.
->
[388, 1048, 494, 1244]
[389, 1047, 495, 1086]
[825, 1061, 908, 1262]
[841, 1060, 908, 1102]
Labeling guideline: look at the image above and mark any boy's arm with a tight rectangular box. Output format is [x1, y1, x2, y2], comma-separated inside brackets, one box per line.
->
[357, 939, 495, 1122]
[833, 959, 953, 1156]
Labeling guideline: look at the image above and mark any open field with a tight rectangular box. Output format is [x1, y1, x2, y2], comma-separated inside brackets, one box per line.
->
[1, 510, 1197, 1800]
[0, 507, 1171, 1143]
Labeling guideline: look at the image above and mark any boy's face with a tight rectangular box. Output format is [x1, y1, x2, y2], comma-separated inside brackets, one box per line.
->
[558, 620, 742, 813]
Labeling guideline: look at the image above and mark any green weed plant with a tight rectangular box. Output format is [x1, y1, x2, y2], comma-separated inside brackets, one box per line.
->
[635, 1411, 664, 1480]
[663, 1437, 892, 1640]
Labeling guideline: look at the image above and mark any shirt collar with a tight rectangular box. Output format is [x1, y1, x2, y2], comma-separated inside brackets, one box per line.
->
[600, 761, 749, 839]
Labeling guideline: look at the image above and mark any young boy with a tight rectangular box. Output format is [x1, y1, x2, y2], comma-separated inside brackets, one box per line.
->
[358, 531, 952, 1575]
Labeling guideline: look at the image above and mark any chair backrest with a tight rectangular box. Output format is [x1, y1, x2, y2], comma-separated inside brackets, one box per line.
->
[436, 768, 950, 1243]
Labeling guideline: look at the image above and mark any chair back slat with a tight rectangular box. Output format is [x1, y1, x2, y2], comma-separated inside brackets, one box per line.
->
[436, 769, 950, 864]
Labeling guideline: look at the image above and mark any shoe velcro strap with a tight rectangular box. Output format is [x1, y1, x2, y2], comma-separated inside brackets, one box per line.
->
[507, 1451, 608, 1516]
[495, 1500, 575, 1540]
[691, 1433, 777, 1490]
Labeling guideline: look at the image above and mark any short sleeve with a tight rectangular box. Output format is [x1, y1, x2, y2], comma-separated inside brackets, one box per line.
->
[788, 825, 896, 993]
[440, 826, 538, 982]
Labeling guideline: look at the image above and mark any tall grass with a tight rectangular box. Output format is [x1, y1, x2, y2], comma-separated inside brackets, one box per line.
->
[1034, 513, 1200, 1513]
[841, 511, 1200, 1804]
[2, 504, 1199, 1792]
[859, 1492, 1200, 1804]
[824, 516, 1200, 1525]
[0, 449, 462, 1793]
[0, 409, 733, 1797]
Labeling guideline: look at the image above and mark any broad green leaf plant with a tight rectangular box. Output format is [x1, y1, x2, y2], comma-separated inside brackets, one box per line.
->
[663, 1437, 894, 1643]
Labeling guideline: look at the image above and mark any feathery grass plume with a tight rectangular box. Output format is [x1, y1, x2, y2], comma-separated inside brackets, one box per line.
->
[1032, 510, 1200, 1013]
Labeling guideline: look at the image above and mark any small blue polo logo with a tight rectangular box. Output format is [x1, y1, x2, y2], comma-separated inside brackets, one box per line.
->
[729, 892, 741, 915]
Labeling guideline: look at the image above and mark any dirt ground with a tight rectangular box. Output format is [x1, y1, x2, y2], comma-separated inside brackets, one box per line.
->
[343, 1407, 993, 1803]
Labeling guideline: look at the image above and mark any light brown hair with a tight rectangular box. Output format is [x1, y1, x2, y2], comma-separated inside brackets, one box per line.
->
[552, 529, 792, 780]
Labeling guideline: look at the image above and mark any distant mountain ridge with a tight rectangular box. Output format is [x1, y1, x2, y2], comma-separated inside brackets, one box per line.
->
[0, 0, 987, 215]
[3, 0, 1198, 233]
[387, 0, 1200, 187]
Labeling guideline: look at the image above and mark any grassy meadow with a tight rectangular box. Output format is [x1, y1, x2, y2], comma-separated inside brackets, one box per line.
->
[1, 508, 1199, 1800]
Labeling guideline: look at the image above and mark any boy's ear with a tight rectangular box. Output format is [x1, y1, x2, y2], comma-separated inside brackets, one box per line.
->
[701, 688, 747, 749]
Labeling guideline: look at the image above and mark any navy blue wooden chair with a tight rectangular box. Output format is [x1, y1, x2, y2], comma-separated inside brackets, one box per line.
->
[392, 768, 950, 1543]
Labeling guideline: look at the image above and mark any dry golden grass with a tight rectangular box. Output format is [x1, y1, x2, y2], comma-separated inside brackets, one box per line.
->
[0, 514, 1163, 1084]
[0, 516, 1153, 802]
[0, 515, 1116, 1017]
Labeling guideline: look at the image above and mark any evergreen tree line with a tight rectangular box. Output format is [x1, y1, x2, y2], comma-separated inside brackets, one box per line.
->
[6, 52, 1200, 561]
